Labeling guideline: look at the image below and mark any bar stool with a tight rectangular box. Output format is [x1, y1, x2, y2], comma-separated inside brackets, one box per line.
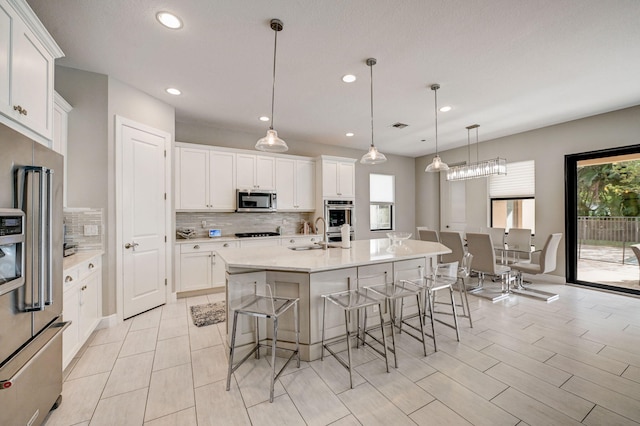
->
[321, 274, 390, 389]
[364, 270, 428, 364]
[425, 262, 461, 351]
[226, 282, 299, 403]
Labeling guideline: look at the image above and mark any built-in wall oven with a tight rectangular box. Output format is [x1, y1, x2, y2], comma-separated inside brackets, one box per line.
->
[324, 200, 355, 242]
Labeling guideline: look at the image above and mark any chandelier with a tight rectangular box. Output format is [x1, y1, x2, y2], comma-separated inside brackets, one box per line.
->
[446, 124, 506, 181]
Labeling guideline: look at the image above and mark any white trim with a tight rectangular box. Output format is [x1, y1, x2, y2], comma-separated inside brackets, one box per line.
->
[115, 115, 172, 322]
[7, 0, 64, 57]
[96, 314, 119, 330]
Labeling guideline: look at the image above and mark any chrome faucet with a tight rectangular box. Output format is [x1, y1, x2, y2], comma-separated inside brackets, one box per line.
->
[314, 217, 328, 249]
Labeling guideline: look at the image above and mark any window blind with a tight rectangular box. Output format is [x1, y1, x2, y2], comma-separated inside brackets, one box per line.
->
[370, 174, 395, 202]
[489, 160, 535, 197]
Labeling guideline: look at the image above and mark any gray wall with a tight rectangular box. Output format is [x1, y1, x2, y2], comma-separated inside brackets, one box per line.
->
[56, 66, 175, 316]
[176, 122, 416, 240]
[415, 105, 640, 278]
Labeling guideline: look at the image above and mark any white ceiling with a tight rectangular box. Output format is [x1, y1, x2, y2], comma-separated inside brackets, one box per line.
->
[27, 0, 640, 158]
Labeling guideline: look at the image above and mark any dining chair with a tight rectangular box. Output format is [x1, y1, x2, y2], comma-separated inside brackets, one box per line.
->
[510, 233, 562, 301]
[505, 228, 532, 263]
[466, 232, 511, 302]
[417, 227, 439, 243]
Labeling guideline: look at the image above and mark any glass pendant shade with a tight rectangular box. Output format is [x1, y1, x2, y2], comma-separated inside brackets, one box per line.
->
[425, 83, 448, 173]
[255, 18, 288, 153]
[425, 154, 449, 172]
[255, 129, 288, 152]
[360, 144, 387, 164]
[360, 57, 387, 165]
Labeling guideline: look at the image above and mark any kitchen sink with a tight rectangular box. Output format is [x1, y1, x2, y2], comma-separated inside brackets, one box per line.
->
[288, 245, 323, 251]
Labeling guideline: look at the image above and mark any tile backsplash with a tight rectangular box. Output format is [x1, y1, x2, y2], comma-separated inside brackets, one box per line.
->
[64, 207, 104, 251]
[176, 212, 317, 239]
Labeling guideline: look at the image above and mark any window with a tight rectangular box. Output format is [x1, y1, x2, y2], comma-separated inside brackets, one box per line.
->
[370, 174, 394, 231]
[489, 161, 535, 233]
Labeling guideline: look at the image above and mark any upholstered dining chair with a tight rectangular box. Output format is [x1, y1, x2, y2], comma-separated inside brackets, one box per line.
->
[417, 227, 439, 243]
[466, 232, 511, 302]
[511, 233, 562, 287]
[505, 228, 532, 263]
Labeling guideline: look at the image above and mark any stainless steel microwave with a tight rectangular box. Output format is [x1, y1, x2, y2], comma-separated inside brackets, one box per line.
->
[236, 189, 277, 212]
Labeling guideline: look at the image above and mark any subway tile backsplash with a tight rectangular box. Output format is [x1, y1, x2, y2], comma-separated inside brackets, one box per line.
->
[64, 207, 104, 251]
[176, 212, 316, 239]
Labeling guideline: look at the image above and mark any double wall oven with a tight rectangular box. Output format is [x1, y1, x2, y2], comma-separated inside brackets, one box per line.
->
[324, 200, 355, 242]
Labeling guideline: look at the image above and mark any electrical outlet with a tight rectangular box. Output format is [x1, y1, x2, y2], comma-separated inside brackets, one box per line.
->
[372, 305, 379, 313]
[201, 220, 207, 228]
[83, 224, 99, 236]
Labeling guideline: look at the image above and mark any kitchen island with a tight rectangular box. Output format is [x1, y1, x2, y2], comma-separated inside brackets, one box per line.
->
[218, 238, 451, 361]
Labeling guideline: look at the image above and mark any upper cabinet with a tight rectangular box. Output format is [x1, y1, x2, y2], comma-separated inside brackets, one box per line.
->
[175, 144, 236, 211]
[319, 156, 356, 199]
[175, 142, 317, 212]
[53, 92, 72, 206]
[276, 158, 315, 211]
[0, 0, 63, 144]
[236, 154, 275, 190]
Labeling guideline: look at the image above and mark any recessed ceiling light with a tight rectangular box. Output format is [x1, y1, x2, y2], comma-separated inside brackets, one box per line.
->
[345, 132, 355, 137]
[259, 116, 270, 122]
[439, 106, 452, 112]
[342, 74, 356, 83]
[166, 87, 181, 95]
[156, 12, 183, 29]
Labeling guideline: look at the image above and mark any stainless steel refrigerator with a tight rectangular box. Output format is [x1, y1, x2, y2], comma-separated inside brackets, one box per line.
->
[0, 123, 66, 426]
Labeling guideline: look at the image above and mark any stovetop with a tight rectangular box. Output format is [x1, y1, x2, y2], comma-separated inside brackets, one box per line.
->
[234, 232, 280, 238]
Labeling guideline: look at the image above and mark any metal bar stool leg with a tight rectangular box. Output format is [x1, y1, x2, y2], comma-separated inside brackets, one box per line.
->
[449, 286, 460, 342]
[427, 289, 437, 352]
[321, 297, 327, 361]
[416, 293, 427, 356]
[345, 309, 353, 389]
[294, 301, 300, 367]
[386, 297, 398, 368]
[255, 316, 260, 359]
[226, 310, 240, 391]
[378, 301, 390, 373]
[270, 317, 278, 403]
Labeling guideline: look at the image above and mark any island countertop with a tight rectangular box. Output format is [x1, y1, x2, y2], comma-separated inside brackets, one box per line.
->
[217, 238, 451, 273]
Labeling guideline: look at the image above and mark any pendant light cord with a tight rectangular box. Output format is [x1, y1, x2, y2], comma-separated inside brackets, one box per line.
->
[434, 86, 439, 155]
[370, 61, 374, 148]
[476, 126, 480, 162]
[270, 27, 278, 131]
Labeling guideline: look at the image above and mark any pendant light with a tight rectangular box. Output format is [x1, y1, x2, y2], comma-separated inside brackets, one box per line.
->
[425, 84, 449, 172]
[446, 124, 507, 180]
[255, 19, 288, 153]
[360, 58, 387, 165]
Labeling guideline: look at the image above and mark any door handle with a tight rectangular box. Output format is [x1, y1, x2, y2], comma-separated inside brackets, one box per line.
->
[124, 242, 139, 249]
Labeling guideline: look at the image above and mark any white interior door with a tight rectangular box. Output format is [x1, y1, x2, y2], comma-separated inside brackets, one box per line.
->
[120, 118, 168, 319]
[441, 176, 466, 232]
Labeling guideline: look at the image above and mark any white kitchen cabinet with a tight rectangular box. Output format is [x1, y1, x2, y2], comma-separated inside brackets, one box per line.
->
[319, 156, 356, 199]
[236, 153, 275, 190]
[53, 92, 71, 206]
[0, 0, 63, 143]
[282, 235, 319, 247]
[176, 240, 240, 292]
[62, 253, 102, 369]
[239, 238, 281, 248]
[175, 145, 236, 211]
[276, 158, 315, 211]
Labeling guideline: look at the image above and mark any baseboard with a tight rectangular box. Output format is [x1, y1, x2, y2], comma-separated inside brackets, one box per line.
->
[96, 314, 118, 330]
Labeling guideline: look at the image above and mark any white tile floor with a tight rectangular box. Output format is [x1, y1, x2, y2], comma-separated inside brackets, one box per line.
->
[44, 280, 640, 426]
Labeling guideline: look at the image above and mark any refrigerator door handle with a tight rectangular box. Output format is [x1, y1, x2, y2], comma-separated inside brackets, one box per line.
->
[45, 168, 53, 306]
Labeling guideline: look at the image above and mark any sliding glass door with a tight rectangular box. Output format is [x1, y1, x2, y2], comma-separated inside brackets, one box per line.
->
[566, 145, 640, 295]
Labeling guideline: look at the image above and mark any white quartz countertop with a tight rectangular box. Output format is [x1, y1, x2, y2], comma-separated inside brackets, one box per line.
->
[217, 239, 451, 273]
[63, 250, 103, 271]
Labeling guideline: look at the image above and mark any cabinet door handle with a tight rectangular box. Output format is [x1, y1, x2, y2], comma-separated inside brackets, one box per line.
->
[65, 275, 73, 282]
[290, 239, 295, 243]
[223, 243, 229, 247]
[88, 263, 95, 269]
[193, 244, 200, 249]
[212, 253, 216, 266]
[13, 105, 28, 116]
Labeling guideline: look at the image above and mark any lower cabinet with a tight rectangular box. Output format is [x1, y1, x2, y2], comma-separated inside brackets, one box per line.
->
[176, 240, 240, 292]
[62, 253, 102, 369]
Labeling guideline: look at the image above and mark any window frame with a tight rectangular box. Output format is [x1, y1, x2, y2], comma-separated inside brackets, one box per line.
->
[369, 173, 395, 232]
